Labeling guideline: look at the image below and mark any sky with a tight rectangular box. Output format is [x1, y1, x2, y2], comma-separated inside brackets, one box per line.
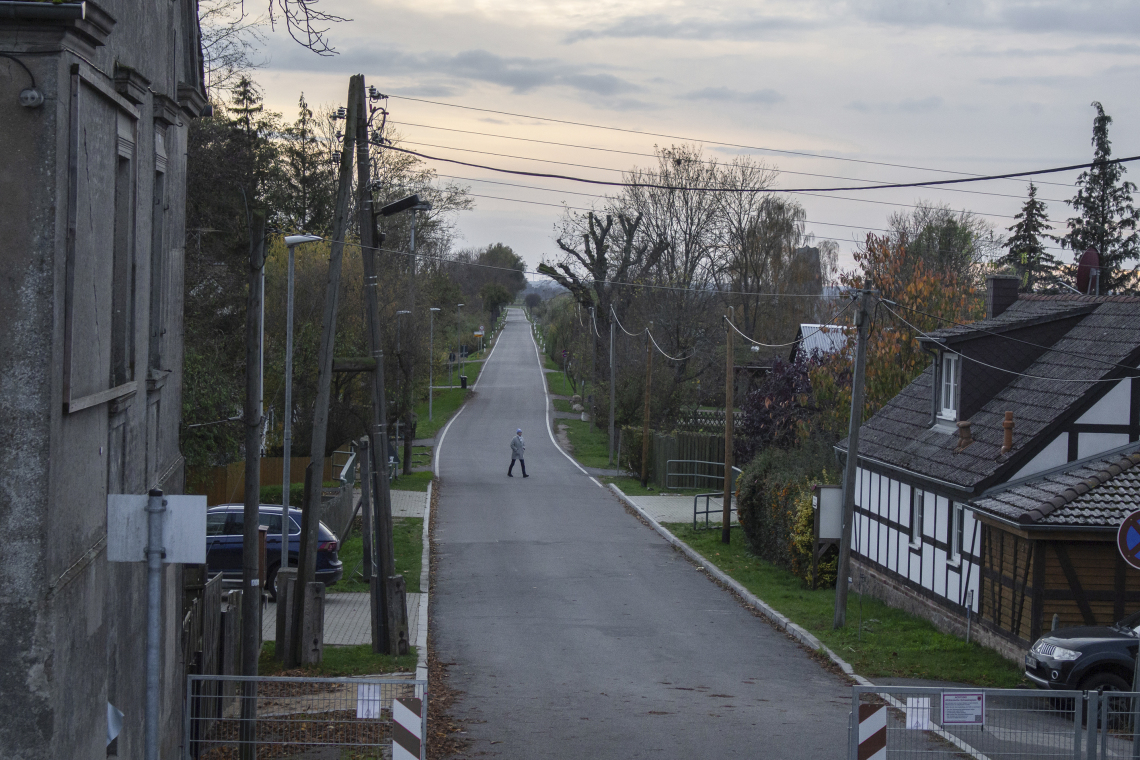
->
[251, 0, 1140, 276]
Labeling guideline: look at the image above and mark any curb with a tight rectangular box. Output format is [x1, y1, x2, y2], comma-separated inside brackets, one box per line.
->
[608, 484, 873, 688]
[416, 482, 431, 684]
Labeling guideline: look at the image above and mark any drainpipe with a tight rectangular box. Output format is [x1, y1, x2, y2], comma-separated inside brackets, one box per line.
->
[145, 489, 166, 760]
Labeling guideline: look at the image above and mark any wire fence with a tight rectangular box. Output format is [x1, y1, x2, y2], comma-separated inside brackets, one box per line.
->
[849, 685, 1140, 760]
[185, 675, 426, 760]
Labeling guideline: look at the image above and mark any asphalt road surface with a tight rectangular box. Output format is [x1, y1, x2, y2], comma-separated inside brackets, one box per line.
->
[432, 309, 853, 758]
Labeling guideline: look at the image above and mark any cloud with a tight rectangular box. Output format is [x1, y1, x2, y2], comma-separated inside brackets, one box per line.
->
[845, 96, 943, 114]
[685, 86, 784, 105]
[978, 75, 1075, 87]
[564, 11, 818, 43]
[849, 0, 1140, 35]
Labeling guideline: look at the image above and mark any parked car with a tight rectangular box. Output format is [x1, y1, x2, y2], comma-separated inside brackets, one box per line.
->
[205, 505, 342, 601]
[1025, 610, 1139, 693]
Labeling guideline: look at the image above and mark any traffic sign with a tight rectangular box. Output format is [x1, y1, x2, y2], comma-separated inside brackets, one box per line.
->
[1118, 510, 1140, 570]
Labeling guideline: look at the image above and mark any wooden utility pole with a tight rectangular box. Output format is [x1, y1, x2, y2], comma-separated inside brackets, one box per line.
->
[608, 319, 616, 466]
[640, 325, 653, 488]
[355, 78, 403, 653]
[292, 76, 360, 664]
[239, 210, 266, 756]
[834, 284, 875, 629]
[722, 307, 734, 545]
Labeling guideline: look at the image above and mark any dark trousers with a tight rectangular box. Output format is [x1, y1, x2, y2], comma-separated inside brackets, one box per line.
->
[509, 458, 527, 476]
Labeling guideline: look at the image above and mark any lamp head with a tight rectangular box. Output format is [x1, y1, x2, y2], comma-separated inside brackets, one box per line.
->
[430, 307, 441, 312]
[284, 234, 323, 246]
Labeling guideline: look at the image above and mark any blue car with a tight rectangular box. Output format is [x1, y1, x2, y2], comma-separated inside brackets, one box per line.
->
[205, 505, 343, 601]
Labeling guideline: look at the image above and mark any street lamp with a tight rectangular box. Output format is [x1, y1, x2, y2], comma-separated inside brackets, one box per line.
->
[457, 303, 465, 386]
[429, 308, 441, 420]
[280, 234, 321, 588]
[395, 309, 411, 453]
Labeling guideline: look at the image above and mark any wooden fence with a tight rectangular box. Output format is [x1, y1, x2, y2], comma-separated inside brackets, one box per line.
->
[620, 430, 727, 490]
[188, 454, 343, 506]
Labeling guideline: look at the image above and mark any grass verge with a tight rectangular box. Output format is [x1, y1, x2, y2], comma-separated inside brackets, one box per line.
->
[259, 642, 417, 676]
[390, 471, 432, 492]
[415, 388, 468, 440]
[546, 371, 577, 397]
[601, 477, 706, 498]
[552, 398, 574, 413]
[333, 517, 424, 594]
[659, 522, 1026, 688]
[558, 418, 611, 469]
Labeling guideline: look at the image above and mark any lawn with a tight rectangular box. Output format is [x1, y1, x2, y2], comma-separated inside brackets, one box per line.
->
[546, 371, 576, 397]
[661, 523, 1027, 688]
[414, 388, 468, 440]
[552, 398, 574, 414]
[543, 354, 560, 372]
[389, 471, 432, 492]
[558, 418, 611, 469]
[333, 516, 424, 594]
[259, 642, 417, 676]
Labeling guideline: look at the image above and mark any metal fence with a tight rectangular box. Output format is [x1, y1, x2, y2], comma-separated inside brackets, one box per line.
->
[185, 675, 426, 760]
[692, 492, 739, 531]
[849, 685, 1140, 760]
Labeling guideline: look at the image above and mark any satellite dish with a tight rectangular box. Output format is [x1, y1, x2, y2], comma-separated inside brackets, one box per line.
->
[1076, 247, 1100, 295]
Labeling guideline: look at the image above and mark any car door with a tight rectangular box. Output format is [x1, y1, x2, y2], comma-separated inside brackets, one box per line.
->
[210, 510, 245, 576]
[259, 511, 283, 568]
[205, 510, 229, 571]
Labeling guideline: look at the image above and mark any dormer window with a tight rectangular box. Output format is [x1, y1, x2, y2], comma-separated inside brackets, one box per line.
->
[940, 353, 959, 420]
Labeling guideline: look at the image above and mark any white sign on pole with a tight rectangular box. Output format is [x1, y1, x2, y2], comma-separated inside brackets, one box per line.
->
[941, 692, 985, 726]
[107, 495, 207, 564]
[905, 697, 930, 730]
[356, 684, 381, 719]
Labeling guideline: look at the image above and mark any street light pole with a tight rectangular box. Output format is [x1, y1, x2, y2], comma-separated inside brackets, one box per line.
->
[429, 307, 441, 420]
[457, 303, 465, 383]
[281, 235, 321, 585]
[395, 310, 410, 459]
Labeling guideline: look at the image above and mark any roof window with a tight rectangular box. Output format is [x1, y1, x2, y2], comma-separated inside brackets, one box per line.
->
[939, 353, 959, 421]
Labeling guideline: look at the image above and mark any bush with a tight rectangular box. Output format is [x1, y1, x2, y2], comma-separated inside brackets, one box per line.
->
[259, 481, 339, 508]
[735, 438, 837, 585]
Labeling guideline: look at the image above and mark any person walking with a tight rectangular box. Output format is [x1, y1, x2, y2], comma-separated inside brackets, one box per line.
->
[508, 428, 528, 477]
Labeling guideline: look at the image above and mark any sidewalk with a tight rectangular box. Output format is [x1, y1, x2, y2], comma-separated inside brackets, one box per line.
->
[620, 492, 739, 525]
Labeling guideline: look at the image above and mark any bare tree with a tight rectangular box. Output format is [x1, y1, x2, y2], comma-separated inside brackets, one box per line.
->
[198, 0, 267, 91]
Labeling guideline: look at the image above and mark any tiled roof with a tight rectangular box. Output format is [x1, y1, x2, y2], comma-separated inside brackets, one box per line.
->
[973, 450, 1140, 527]
[839, 296, 1140, 492]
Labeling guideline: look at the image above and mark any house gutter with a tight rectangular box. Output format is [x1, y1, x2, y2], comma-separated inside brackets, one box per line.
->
[0, 1, 86, 20]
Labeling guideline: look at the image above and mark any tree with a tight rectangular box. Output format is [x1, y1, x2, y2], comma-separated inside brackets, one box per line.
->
[1001, 183, 1058, 292]
[885, 201, 1000, 286]
[271, 93, 337, 234]
[479, 282, 512, 321]
[1062, 101, 1139, 293]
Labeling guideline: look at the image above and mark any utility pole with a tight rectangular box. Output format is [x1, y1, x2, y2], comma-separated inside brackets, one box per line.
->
[292, 75, 359, 663]
[609, 318, 616, 466]
[429, 307, 440, 420]
[590, 306, 596, 409]
[240, 210, 266, 755]
[357, 78, 399, 653]
[833, 284, 875, 629]
[722, 307, 734, 545]
[640, 324, 653, 489]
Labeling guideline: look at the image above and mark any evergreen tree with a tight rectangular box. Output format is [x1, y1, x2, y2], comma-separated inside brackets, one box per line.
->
[1001, 183, 1057, 292]
[1062, 101, 1140, 293]
[273, 93, 337, 234]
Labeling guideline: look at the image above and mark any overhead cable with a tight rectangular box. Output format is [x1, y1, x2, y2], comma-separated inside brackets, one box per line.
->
[724, 299, 854, 349]
[386, 94, 1075, 188]
[379, 143, 1135, 197]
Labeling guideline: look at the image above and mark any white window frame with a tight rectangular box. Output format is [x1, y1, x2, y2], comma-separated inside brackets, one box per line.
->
[910, 488, 924, 547]
[939, 353, 959, 420]
[950, 502, 965, 564]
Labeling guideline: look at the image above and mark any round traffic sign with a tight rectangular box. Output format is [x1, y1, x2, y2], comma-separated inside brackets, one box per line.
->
[1117, 510, 1140, 570]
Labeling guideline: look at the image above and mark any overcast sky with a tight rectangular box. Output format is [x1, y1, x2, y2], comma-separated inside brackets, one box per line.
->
[254, 0, 1140, 275]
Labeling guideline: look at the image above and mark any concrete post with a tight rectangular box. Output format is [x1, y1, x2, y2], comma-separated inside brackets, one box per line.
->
[144, 489, 165, 760]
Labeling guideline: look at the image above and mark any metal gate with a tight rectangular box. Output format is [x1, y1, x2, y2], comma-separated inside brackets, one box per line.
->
[184, 675, 427, 759]
[849, 685, 1140, 759]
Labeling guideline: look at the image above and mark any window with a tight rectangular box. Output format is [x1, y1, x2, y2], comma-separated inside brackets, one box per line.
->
[206, 512, 228, 536]
[223, 512, 245, 536]
[939, 353, 959, 420]
[149, 168, 167, 370]
[259, 513, 283, 536]
[910, 488, 924, 547]
[951, 502, 965, 563]
[111, 155, 136, 387]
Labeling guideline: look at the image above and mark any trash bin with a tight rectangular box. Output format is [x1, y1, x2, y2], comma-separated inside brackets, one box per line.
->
[460, 375, 468, 389]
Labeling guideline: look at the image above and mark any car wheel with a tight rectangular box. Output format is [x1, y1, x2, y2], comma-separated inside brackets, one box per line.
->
[266, 564, 280, 602]
[1080, 672, 1132, 728]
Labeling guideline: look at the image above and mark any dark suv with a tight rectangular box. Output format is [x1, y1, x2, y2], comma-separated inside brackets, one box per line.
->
[205, 505, 343, 600]
[1025, 610, 1139, 693]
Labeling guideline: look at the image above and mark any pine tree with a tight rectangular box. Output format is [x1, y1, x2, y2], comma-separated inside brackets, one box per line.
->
[1062, 101, 1140, 293]
[1001, 183, 1057, 292]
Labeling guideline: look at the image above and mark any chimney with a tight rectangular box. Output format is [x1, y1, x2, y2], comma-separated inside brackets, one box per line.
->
[957, 419, 973, 450]
[1001, 411, 1014, 455]
[986, 274, 1021, 319]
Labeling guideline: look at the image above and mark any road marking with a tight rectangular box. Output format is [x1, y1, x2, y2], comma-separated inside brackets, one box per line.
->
[589, 477, 603, 488]
[528, 314, 590, 476]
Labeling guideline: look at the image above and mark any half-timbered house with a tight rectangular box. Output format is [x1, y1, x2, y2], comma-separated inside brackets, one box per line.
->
[838, 275, 1140, 661]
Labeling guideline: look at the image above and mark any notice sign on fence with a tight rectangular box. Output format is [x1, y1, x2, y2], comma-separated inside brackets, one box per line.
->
[356, 684, 381, 719]
[905, 697, 930, 730]
[941, 692, 985, 726]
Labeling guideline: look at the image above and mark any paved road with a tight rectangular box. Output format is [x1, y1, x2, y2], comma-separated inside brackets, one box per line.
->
[433, 309, 853, 758]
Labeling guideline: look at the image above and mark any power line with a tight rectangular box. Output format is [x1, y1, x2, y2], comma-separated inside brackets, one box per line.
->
[379, 142, 1135, 197]
[880, 302, 1138, 383]
[724, 300, 854, 349]
[387, 94, 1075, 189]
[392, 139, 1071, 202]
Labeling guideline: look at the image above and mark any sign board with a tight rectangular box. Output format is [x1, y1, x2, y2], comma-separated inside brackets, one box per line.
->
[1118, 510, 1140, 570]
[812, 484, 843, 541]
[107, 494, 207, 564]
[473, 330, 484, 337]
[941, 692, 984, 726]
[905, 697, 930, 730]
